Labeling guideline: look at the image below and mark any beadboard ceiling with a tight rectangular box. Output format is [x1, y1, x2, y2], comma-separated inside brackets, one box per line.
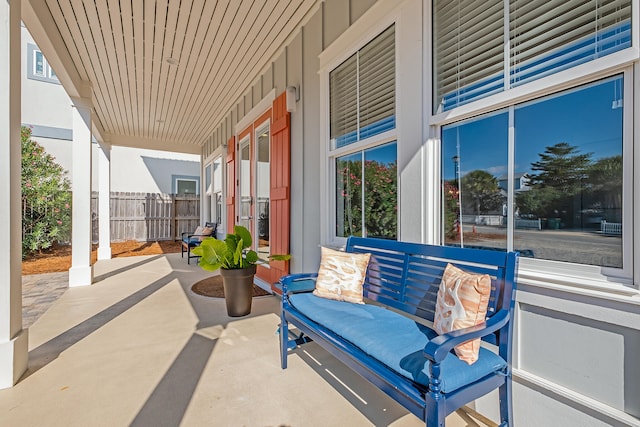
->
[23, 0, 317, 154]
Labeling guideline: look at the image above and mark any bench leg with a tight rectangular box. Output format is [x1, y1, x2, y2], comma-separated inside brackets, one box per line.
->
[280, 315, 288, 369]
[498, 373, 513, 427]
[426, 362, 446, 427]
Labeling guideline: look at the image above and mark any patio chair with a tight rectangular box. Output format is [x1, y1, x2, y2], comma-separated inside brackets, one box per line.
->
[181, 222, 217, 264]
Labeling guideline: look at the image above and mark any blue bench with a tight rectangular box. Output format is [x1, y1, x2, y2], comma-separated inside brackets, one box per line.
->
[279, 237, 518, 426]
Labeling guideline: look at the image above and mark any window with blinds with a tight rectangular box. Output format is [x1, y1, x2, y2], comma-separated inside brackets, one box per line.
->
[433, 0, 504, 114]
[510, 0, 631, 87]
[330, 25, 395, 149]
[433, 0, 632, 114]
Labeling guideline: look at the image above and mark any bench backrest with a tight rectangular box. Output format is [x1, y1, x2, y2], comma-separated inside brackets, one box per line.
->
[346, 237, 518, 347]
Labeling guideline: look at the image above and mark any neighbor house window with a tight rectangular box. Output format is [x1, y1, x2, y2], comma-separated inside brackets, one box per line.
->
[433, 0, 631, 113]
[173, 176, 199, 195]
[442, 76, 624, 269]
[27, 44, 60, 84]
[329, 25, 398, 240]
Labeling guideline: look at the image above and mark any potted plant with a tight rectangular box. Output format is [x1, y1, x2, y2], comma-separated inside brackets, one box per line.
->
[192, 225, 289, 316]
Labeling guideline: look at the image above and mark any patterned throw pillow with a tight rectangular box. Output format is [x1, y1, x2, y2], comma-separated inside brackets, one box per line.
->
[433, 263, 492, 364]
[313, 247, 371, 304]
[199, 226, 214, 241]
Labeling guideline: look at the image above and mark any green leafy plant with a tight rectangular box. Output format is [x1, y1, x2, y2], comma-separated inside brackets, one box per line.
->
[21, 126, 72, 258]
[192, 225, 290, 271]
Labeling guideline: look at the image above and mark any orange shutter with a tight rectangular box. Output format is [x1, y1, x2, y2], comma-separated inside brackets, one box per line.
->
[225, 136, 236, 234]
[259, 92, 290, 285]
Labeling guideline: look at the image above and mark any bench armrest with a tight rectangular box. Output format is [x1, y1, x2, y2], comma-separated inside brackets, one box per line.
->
[423, 309, 510, 364]
[279, 273, 318, 295]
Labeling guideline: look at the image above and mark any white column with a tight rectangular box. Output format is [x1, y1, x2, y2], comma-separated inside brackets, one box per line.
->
[0, 0, 29, 389]
[68, 101, 94, 287]
[97, 144, 112, 260]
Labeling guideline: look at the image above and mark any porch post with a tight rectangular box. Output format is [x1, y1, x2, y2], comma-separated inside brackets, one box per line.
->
[97, 144, 111, 260]
[0, 0, 29, 389]
[68, 100, 94, 287]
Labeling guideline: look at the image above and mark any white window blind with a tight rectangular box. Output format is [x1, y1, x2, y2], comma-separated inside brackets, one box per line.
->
[510, 0, 631, 86]
[433, 0, 504, 113]
[330, 54, 358, 145]
[330, 25, 395, 148]
[359, 25, 396, 139]
[433, 0, 632, 113]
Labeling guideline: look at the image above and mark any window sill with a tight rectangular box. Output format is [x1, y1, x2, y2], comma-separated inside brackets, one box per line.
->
[517, 264, 640, 304]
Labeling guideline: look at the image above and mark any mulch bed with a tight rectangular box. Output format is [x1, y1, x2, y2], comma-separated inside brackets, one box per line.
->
[190, 275, 270, 298]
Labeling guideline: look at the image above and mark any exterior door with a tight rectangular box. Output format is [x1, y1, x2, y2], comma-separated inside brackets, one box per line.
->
[237, 110, 271, 265]
[233, 92, 290, 284]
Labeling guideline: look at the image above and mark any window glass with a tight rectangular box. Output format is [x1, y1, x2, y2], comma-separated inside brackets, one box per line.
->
[442, 113, 508, 250]
[34, 51, 45, 76]
[510, 0, 631, 87]
[330, 25, 395, 149]
[441, 76, 624, 269]
[177, 179, 197, 195]
[239, 141, 251, 231]
[364, 142, 397, 239]
[433, 0, 504, 113]
[336, 152, 363, 237]
[256, 126, 270, 261]
[433, 0, 632, 113]
[205, 164, 212, 194]
[213, 157, 222, 192]
[514, 76, 623, 267]
[336, 142, 397, 239]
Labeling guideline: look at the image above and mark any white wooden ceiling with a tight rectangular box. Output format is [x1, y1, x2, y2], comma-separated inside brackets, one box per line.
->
[23, 0, 317, 154]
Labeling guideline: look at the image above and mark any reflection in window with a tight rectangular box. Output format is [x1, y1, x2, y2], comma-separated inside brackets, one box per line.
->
[515, 76, 623, 267]
[213, 157, 222, 224]
[442, 113, 508, 251]
[256, 126, 270, 261]
[239, 141, 251, 231]
[336, 142, 397, 239]
[441, 76, 623, 268]
[34, 51, 45, 76]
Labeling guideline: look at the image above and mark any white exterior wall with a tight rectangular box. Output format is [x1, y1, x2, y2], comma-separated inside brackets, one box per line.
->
[21, 26, 72, 129]
[202, 0, 640, 426]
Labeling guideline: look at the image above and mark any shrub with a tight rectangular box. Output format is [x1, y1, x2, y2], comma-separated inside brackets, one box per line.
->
[21, 126, 72, 258]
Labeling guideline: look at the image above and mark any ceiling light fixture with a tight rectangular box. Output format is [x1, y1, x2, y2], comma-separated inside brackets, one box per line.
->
[165, 57, 178, 65]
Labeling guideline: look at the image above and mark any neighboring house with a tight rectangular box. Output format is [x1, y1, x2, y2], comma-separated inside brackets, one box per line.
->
[498, 173, 530, 193]
[20, 25, 200, 195]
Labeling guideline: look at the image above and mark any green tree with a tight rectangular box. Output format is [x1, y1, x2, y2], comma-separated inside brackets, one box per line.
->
[460, 170, 503, 216]
[364, 159, 397, 239]
[443, 180, 459, 240]
[524, 142, 593, 223]
[529, 142, 592, 196]
[21, 126, 72, 258]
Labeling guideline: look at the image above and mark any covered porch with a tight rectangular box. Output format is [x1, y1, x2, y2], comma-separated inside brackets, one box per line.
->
[2, 253, 488, 426]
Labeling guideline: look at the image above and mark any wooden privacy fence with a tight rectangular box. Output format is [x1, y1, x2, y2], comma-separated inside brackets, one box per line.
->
[91, 192, 200, 242]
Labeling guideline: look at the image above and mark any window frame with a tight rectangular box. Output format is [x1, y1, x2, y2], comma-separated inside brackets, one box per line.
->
[27, 44, 60, 84]
[430, 14, 638, 290]
[172, 175, 199, 196]
[321, 21, 400, 247]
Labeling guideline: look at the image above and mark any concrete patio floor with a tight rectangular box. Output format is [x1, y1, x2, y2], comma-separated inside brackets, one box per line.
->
[3, 253, 492, 426]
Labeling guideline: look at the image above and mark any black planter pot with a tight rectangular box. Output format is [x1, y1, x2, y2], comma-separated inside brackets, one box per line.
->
[219, 265, 257, 317]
